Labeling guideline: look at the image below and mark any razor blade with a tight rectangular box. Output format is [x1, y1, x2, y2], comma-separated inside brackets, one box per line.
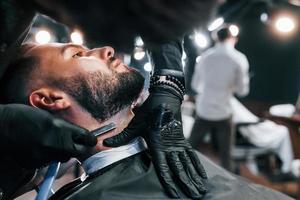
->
[90, 122, 116, 137]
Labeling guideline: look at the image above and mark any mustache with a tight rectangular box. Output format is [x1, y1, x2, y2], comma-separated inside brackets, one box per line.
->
[108, 56, 124, 70]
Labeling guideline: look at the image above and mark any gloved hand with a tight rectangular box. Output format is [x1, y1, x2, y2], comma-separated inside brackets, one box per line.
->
[103, 105, 147, 147]
[104, 102, 207, 199]
[0, 104, 97, 169]
[149, 104, 207, 198]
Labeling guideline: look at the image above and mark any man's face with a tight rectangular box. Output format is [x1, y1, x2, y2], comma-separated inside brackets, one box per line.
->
[25, 43, 145, 121]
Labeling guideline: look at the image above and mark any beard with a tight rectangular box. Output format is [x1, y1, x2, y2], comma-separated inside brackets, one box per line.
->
[50, 68, 145, 121]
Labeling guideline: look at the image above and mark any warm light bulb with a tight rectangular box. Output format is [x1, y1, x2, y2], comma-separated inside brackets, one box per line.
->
[71, 31, 84, 45]
[229, 25, 239, 37]
[35, 30, 51, 44]
[194, 32, 209, 48]
[275, 16, 296, 33]
[208, 17, 224, 31]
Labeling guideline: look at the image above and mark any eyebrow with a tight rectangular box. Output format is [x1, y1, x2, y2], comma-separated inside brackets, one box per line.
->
[60, 44, 88, 55]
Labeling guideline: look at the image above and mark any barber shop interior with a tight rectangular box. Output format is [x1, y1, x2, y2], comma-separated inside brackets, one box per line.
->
[1, 0, 300, 200]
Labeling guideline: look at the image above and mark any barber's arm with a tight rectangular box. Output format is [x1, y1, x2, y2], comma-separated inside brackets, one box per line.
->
[104, 40, 207, 199]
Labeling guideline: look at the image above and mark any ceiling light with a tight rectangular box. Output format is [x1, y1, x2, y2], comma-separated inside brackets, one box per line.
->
[194, 32, 209, 48]
[35, 30, 51, 44]
[229, 24, 239, 37]
[71, 31, 84, 45]
[274, 15, 296, 33]
[208, 17, 224, 31]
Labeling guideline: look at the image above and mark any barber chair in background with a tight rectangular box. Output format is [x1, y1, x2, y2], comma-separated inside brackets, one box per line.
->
[232, 120, 276, 175]
[182, 98, 294, 175]
[266, 104, 300, 160]
[232, 100, 300, 200]
[265, 104, 300, 191]
[231, 98, 294, 177]
[181, 99, 276, 174]
[181, 98, 299, 197]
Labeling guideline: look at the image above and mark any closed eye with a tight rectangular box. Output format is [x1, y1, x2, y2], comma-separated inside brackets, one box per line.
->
[72, 51, 84, 58]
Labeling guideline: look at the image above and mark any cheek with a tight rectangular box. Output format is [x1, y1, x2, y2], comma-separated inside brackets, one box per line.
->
[78, 59, 111, 74]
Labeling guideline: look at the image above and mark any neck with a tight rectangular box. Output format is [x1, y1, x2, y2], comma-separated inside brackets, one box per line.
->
[94, 107, 135, 151]
[224, 38, 236, 46]
[58, 101, 135, 152]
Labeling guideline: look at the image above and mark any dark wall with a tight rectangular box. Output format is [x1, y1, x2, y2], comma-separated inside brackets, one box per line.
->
[220, 1, 300, 104]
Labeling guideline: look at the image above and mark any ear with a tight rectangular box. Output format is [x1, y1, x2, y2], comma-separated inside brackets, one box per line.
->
[29, 88, 71, 111]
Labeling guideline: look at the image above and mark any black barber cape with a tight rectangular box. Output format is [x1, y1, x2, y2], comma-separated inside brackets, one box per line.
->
[51, 151, 293, 200]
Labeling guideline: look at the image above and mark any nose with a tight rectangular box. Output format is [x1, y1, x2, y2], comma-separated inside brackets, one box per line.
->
[87, 46, 115, 60]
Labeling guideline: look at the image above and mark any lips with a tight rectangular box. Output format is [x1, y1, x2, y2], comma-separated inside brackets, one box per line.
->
[110, 58, 133, 73]
[109, 57, 121, 68]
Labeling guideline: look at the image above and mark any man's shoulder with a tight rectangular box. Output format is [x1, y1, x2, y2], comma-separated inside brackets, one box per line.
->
[201, 47, 219, 58]
[231, 49, 248, 62]
[201, 46, 237, 60]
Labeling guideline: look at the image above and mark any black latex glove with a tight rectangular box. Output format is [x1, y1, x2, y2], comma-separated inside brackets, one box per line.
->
[103, 105, 147, 147]
[0, 104, 97, 169]
[104, 100, 208, 199]
[148, 104, 207, 199]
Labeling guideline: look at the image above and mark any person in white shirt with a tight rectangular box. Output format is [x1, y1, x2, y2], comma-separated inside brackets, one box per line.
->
[189, 25, 250, 171]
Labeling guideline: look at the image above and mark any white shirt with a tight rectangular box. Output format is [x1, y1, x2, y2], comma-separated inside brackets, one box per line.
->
[192, 42, 249, 120]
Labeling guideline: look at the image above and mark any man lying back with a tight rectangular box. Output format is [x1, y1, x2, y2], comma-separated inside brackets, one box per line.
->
[0, 42, 293, 200]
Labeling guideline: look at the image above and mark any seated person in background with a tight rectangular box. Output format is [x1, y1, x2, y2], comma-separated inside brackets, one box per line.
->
[231, 97, 294, 176]
[0, 42, 293, 200]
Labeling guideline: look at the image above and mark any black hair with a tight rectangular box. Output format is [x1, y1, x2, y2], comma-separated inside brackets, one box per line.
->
[216, 26, 234, 42]
[0, 44, 39, 104]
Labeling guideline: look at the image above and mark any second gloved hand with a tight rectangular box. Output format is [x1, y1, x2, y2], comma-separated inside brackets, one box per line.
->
[0, 104, 97, 169]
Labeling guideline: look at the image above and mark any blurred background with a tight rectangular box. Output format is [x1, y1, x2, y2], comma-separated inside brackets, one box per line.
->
[18, 0, 300, 199]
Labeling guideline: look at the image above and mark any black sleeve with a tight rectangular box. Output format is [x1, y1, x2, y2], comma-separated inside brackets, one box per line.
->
[145, 40, 185, 120]
[150, 40, 183, 72]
